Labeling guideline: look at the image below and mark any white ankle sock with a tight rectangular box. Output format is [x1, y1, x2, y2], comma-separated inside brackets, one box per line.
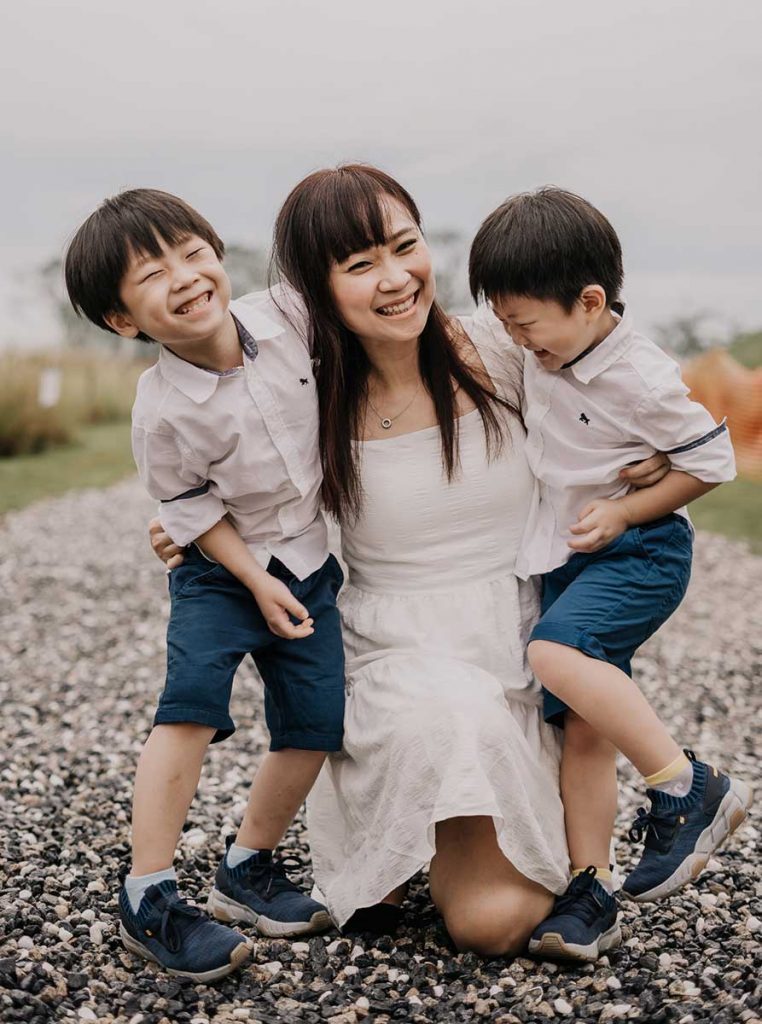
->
[226, 843, 260, 869]
[124, 867, 176, 914]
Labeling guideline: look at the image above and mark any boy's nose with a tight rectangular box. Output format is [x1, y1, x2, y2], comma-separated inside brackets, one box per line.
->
[172, 262, 200, 289]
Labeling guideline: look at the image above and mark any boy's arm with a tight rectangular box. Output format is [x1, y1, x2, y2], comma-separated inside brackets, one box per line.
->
[194, 518, 314, 640]
[569, 372, 735, 553]
[568, 471, 715, 552]
[134, 425, 313, 639]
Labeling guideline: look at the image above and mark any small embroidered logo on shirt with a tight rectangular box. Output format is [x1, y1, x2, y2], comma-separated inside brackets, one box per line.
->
[299, 378, 309, 386]
[579, 413, 590, 425]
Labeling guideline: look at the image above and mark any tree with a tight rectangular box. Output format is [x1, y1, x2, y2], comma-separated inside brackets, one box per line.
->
[653, 312, 731, 358]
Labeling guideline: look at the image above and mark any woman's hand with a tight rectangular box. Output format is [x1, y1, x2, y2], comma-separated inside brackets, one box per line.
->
[620, 452, 669, 488]
[149, 517, 186, 569]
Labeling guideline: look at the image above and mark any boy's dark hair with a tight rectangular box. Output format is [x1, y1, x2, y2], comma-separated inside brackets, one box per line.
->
[469, 187, 623, 311]
[65, 188, 225, 339]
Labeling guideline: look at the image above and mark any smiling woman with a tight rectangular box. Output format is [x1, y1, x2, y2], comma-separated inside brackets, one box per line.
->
[262, 164, 571, 952]
[272, 165, 513, 524]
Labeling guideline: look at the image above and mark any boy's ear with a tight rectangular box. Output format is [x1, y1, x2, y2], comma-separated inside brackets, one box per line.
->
[103, 310, 140, 338]
[579, 285, 607, 316]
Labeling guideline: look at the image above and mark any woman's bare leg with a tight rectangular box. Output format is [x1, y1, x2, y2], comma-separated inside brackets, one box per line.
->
[429, 816, 554, 956]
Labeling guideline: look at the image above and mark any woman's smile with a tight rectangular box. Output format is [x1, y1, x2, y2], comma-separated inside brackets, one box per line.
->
[375, 290, 419, 317]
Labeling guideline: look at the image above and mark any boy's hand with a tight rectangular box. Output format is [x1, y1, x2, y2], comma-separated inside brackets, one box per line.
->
[149, 517, 186, 569]
[250, 573, 315, 640]
[568, 499, 631, 553]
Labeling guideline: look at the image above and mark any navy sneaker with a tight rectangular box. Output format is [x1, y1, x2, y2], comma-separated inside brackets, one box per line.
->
[207, 837, 332, 937]
[119, 880, 250, 982]
[623, 752, 754, 902]
[528, 867, 621, 963]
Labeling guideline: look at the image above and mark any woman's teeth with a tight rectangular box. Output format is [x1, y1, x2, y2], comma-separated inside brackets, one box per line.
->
[377, 293, 417, 317]
[178, 293, 210, 315]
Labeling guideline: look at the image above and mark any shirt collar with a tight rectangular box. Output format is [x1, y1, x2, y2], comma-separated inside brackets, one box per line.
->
[157, 302, 285, 403]
[565, 302, 632, 384]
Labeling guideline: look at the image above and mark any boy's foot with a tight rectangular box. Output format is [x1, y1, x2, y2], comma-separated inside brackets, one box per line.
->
[207, 837, 332, 937]
[119, 880, 251, 982]
[528, 867, 621, 963]
[623, 753, 754, 902]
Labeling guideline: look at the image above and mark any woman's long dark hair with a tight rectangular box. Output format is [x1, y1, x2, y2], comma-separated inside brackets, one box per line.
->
[271, 164, 520, 523]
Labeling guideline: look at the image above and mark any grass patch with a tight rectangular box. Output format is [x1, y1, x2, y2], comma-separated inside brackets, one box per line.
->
[0, 420, 136, 515]
[690, 477, 762, 553]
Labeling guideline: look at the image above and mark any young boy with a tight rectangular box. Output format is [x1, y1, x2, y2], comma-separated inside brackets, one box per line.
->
[65, 189, 346, 981]
[469, 187, 753, 962]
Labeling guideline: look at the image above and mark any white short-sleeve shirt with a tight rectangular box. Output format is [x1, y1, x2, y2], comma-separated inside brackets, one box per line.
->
[513, 303, 736, 579]
[131, 287, 328, 580]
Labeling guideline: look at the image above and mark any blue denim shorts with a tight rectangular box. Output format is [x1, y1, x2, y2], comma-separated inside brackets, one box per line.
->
[156, 547, 346, 750]
[529, 514, 693, 726]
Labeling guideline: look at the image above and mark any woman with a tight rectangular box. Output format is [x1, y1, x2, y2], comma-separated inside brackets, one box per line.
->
[153, 165, 664, 954]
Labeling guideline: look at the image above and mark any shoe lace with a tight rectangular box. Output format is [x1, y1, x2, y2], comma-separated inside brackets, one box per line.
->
[244, 856, 301, 898]
[553, 869, 607, 926]
[151, 894, 203, 954]
[628, 806, 677, 852]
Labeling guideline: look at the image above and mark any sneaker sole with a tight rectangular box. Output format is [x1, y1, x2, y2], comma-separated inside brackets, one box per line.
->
[119, 923, 251, 982]
[207, 887, 333, 937]
[625, 777, 754, 903]
[529, 922, 622, 963]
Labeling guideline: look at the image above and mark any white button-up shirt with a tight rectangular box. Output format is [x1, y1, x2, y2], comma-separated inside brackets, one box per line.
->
[514, 304, 736, 579]
[131, 288, 328, 580]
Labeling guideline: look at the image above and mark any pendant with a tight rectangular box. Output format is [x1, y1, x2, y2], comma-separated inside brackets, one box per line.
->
[381, 418, 393, 430]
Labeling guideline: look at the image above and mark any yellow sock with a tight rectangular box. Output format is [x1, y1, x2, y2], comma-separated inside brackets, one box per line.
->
[644, 752, 691, 787]
[572, 866, 613, 892]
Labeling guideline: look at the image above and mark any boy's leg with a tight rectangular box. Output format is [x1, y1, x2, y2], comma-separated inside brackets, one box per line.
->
[208, 554, 346, 936]
[235, 748, 327, 852]
[528, 713, 621, 962]
[529, 642, 682, 777]
[120, 550, 264, 978]
[131, 722, 216, 876]
[561, 712, 618, 874]
[530, 518, 753, 902]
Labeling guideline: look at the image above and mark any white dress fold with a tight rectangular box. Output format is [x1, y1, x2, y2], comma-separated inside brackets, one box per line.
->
[307, 321, 570, 926]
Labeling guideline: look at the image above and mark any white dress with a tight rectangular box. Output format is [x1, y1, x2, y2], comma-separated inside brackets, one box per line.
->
[306, 317, 570, 926]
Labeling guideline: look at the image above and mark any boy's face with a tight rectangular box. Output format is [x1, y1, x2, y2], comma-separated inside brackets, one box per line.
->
[106, 234, 231, 351]
[491, 290, 607, 372]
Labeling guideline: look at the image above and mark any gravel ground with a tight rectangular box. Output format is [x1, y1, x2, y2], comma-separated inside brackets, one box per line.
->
[1, 477, 760, 1024]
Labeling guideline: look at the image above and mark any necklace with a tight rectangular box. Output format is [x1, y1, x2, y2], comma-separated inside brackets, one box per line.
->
[366, 381, 421, 430]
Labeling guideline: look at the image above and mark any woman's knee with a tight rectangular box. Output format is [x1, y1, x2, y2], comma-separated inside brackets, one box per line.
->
[443, 895, 538, 958]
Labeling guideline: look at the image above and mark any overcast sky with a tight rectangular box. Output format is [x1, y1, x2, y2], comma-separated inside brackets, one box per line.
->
[3, 0, 761, 346]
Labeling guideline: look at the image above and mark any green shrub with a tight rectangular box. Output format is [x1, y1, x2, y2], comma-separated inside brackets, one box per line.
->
[0, 351, 153, 458]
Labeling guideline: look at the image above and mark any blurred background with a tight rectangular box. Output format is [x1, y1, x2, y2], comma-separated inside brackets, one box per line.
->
[2, 0, 760, 544]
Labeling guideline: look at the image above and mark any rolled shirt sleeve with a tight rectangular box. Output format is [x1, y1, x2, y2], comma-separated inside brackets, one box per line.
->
[629, 371, 737, 483]
[131, 425, 227, 546]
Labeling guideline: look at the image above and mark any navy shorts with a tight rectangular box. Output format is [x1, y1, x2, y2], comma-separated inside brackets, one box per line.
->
[156, 547, 346, 750]
[529, 514, 693, 726]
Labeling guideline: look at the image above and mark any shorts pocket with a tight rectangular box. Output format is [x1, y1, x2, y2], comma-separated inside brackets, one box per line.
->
[169, 559, 225, 599]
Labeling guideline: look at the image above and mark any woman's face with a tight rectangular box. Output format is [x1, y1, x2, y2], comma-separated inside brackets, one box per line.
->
[328, 196, 436, 349]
